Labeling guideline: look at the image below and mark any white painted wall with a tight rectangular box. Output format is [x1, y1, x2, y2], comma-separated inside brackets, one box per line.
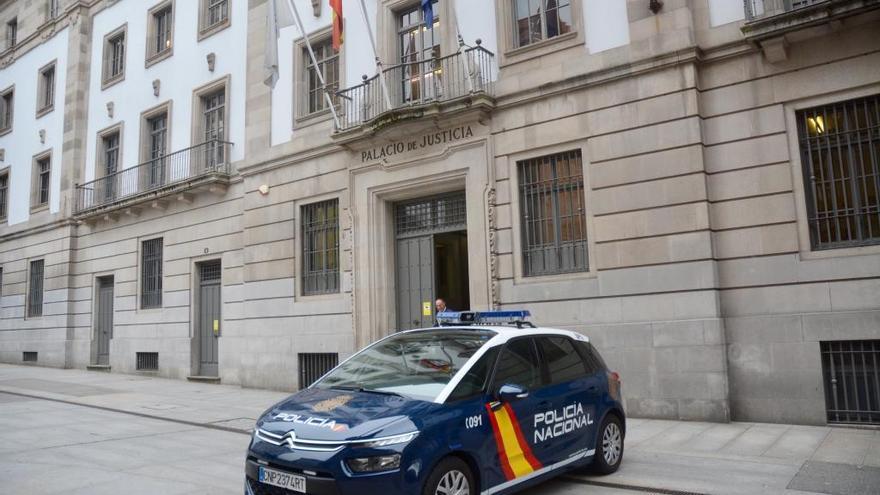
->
[270, 0, 498, 146]
[0, 27, 70, 226]
[709, 0, 746, 26]
[584, 0, 630, 54]
[84, 0, 248, 185]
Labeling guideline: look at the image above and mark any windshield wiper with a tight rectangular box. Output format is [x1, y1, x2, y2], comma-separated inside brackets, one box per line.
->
[330, 385, 406, 399]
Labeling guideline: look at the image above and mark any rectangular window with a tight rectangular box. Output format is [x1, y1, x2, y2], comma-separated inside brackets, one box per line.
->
[518, 149, 588, 276]
[303, 38, 339, 115]
[0, 87, 13, 133]
[32, 155, 51, 209]
[398, 0, 440, 103]
[28, 259, 44, 318]
[797, 95, 880, 250]
[147, 3, 173, 62]
[101, 131, 120, 201]
[201, 88, 226, 168]
[6, 18, 16, 50]
[821, 340, 880, 425]
[301, 199, 339, 295]
[0, 170, 8, 220]
[48, 0, 60, 20]
[514, 0, 572, 48]
[146, 113, 167, 187]
[102, 27, 126, 85]
[38, 63, 56, 114]
[141, 238, 163, 309]
[136, 352, 159, 371]
[200, 0, 229, 35]
[298, 353, 339, 388]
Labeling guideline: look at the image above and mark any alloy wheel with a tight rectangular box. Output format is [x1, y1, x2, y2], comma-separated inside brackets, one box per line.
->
[435, 469, 470, 495]
[602, 421, 622, 466]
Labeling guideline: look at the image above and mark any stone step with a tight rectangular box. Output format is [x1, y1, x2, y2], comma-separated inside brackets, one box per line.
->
[187, 375, 221, 383]
[86, 365, 111, 372]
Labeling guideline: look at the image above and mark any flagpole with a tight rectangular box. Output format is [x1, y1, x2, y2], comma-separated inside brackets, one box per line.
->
[285, 0, 341, 129]
[357, 0, 393, 111]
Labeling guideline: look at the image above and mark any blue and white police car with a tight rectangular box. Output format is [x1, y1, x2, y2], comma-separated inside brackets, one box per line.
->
[245, 311, 625, 495]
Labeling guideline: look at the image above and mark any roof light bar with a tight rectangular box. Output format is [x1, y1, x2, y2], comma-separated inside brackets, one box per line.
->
[436, 310, 531, 326]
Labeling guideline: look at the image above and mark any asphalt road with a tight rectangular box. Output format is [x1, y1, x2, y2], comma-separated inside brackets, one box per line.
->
[0, 391, 644, 495]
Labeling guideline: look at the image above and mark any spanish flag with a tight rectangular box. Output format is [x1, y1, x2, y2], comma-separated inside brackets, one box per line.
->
[330, 0, 343, 51]
[485, 403, 543, 481]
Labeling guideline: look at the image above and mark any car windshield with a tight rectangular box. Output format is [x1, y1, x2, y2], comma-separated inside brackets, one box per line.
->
[313, 329, 497, 402]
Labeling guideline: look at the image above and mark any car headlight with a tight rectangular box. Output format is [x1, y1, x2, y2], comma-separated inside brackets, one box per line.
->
[346, 454, 401, 473]
[356, 431, 418, 448]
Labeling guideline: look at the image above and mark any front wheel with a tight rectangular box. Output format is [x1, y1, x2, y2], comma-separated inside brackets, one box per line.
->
[592, 415, 624, 474]
[422, 456, 474, 495]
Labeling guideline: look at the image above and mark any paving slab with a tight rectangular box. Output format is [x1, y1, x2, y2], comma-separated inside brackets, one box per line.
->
[787, 461, 880, 495]
[811, 428, 876, 465]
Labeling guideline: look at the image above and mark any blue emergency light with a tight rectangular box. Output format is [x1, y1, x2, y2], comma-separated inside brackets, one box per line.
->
[436, 310, 532, 327]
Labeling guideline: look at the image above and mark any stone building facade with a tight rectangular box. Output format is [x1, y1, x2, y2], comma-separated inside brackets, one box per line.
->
[1, 0, 879, 426]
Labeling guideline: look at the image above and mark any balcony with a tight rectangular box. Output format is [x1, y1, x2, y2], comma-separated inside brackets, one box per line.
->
[74, 139, 233, 218]
[333, 43, 495, 138]
[742, 0, 880, 58]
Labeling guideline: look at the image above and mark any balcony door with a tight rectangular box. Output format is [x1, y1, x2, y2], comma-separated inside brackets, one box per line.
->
[397, 0, 440, 105]
[202, 89, 225, 171]
[146, 113, 167, 188]
[101, 132, 120, 203]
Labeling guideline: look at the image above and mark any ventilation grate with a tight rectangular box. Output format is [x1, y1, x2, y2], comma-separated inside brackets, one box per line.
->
[821, 340, 880, 425]
[136, 352, 159, 371]
[22, 351, 37, 362]
[299, 353, 338, 389]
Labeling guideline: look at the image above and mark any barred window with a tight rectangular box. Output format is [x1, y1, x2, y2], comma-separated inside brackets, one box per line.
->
[518, 149, 588, 276]
[28, 260, 44, 318]
[797, 95, 880, 250]
[141, 238, 163, 308]
[302, 199, 339, 295]
[513, 0, 572, 48]
[0, 170, 8, 220]
[303, 38, 339, 115]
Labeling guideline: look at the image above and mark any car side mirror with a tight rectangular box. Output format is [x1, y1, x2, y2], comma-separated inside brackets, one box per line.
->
[498, 383, 529, 402]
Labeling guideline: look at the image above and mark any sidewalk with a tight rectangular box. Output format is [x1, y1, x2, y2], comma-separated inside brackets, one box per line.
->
[1, 363, 878, 495]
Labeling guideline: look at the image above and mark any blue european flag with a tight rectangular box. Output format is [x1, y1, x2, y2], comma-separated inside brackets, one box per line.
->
[422, 0, 434, 29]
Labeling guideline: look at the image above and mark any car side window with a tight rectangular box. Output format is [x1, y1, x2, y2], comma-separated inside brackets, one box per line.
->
[538, 337, 587, 385]
[575, 340, 606, 375]
[447, 346, 501, 402]
[491, 338, 541, 392]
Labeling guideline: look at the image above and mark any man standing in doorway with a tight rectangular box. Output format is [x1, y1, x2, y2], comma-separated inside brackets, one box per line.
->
[434, 298, 451, 326]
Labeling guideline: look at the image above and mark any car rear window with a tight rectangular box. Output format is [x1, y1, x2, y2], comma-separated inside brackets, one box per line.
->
[539, 337, 588, 385]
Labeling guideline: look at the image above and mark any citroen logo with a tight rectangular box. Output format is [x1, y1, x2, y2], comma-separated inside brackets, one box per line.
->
[284, 430, 296, 448]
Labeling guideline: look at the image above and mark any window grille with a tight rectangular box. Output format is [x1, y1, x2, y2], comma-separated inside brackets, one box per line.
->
[150, 6, 173, 58]
[302, 199, 340, 295]
[199, 260, 221, 282]
[304, 38, 339, 115]
[299, 353, 338, 388]
[22, 351, 37, 362]
[513, 0, 572, 48]
[204, 0, 229, 30]
[395, 193, 466, 237]
[39, 65, 54, 111]
[821, 340, 880, 425]
[141, 238, 163, 308]
[797, 95, 880, 250]
[136, 352, 159, 371]
[0, 88, 13, 131]
[28, 260, 44, 317]
[0, 171, 8, 220]
[518, 149, 588, 276]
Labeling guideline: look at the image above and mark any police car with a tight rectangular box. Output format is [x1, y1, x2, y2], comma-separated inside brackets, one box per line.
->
[245, 310, 625, 495]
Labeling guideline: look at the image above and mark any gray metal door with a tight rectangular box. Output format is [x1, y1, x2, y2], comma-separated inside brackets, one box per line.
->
[197, 261, 221, 376]
[96, 276, 114, 365]
[396, 236, 435, 330]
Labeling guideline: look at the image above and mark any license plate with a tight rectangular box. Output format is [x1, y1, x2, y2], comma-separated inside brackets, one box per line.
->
[258, 466, 307, 493]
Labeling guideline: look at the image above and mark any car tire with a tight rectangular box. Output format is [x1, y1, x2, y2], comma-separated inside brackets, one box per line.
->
[422, 456, 475, 495]
[591, 414, 624, 474]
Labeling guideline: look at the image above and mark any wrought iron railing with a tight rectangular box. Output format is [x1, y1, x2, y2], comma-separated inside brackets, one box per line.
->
[75, 139, 233, 214]
[335, 43, 495, 132]
[745, 0, 829, 20]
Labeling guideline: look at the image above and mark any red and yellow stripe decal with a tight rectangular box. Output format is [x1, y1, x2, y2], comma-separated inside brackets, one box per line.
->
[485, 403, 543, 480]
